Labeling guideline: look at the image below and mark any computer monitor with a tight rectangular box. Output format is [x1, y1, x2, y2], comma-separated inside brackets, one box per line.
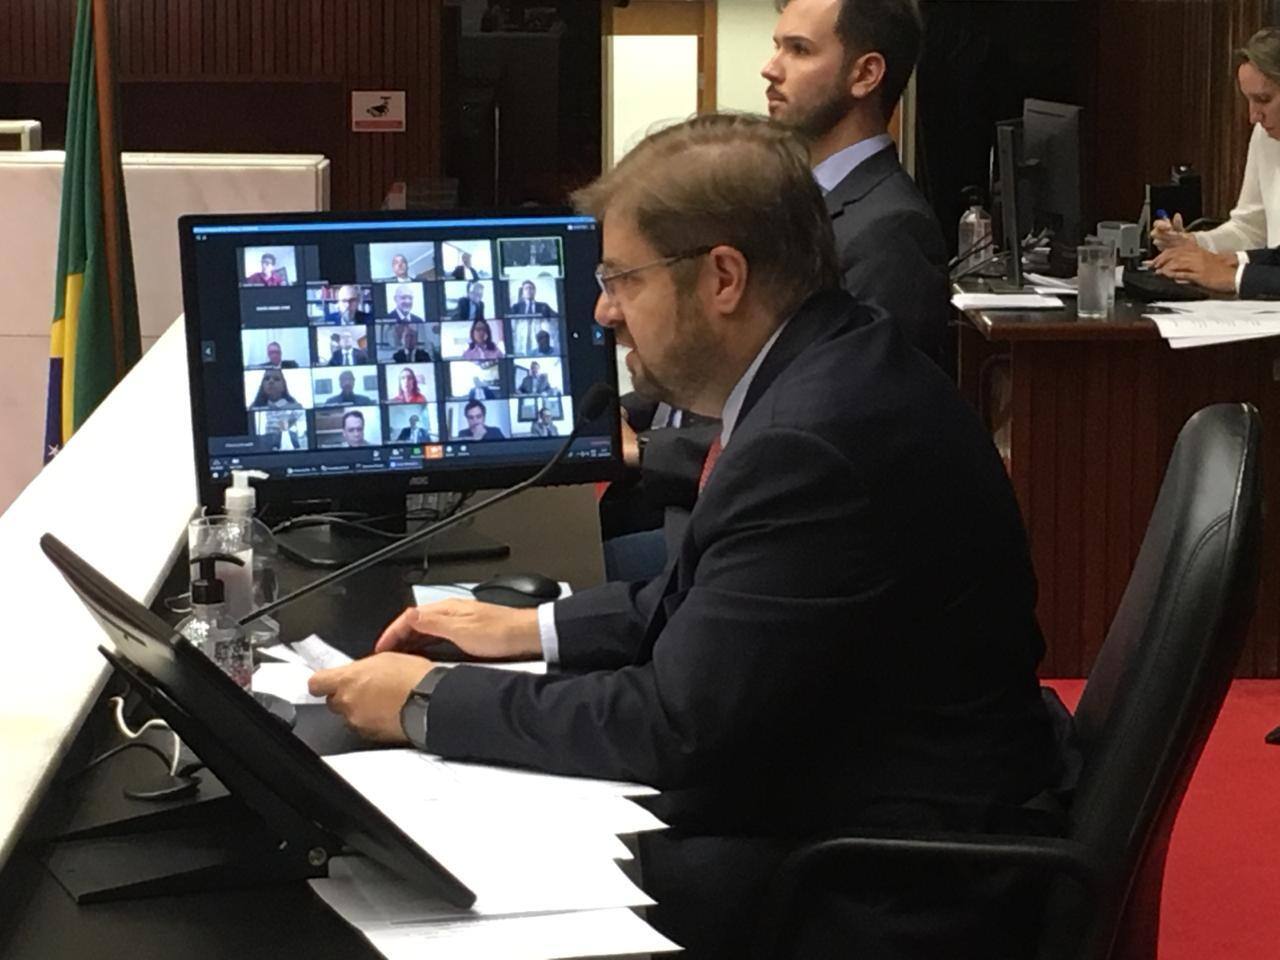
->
[178, 209, 621, 521]
[1022, 99, 1082, 273]
[994, 100, 1083, 280]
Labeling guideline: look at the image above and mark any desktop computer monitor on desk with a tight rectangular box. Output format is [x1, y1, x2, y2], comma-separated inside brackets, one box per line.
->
[994, 99, 1083, 285]
[178, 209, 622, 564]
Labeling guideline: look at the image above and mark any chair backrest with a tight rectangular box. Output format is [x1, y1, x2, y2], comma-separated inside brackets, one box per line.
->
[1048, 403, 1262, 960]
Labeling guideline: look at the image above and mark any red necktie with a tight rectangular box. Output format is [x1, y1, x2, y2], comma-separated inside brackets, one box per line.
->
[699, 436, 723, 493]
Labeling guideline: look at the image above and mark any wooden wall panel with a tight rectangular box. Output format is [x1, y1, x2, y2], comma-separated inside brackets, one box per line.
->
[1088, 0, 1265, 222]
[0, 0, 443, 211]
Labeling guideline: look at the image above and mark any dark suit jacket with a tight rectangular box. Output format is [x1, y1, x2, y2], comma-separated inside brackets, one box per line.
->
[453, 300, 485, 322]
[386, 311, 426, 325]
[452, 265, 480, 281]
[426, 291, 1058, 957]
[328, 349, 369, 366]
[1239, 246, 1280, 298]
[392, 347, 433, 363]
[825, 145, 950, 365]
[625, 147, 950, 521]
[512, 299, 554, 318]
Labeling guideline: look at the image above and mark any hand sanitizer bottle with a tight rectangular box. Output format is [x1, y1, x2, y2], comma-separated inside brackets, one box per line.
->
[179, 555, 253, 690]
[225, 469, 281, 647]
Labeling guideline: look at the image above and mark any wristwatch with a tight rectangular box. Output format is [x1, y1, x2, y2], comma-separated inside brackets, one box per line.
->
[399, 668, 449, 750]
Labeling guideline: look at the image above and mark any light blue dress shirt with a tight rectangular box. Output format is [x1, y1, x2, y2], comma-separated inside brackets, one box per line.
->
[811, 133, 895, 195]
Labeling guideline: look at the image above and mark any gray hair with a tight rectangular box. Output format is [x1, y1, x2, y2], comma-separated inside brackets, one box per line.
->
[1239, 28, 1280, 87]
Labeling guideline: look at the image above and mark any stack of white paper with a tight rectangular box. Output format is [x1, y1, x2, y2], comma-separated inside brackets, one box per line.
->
[313, 749, 678, 958]
[951, 292, 1065, 310]
[1144, 300, 1280, 348]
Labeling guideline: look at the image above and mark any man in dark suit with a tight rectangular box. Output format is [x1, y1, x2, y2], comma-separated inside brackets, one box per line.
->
[328, 331, 368, 366]
[453, 282, 486, 321]
[310, 115, 1059, 960]
[512, 280, 555, 317]
[253, 341, 299, 369]
[392, 326, 433, 363]
[451, 251, 481, 281]
[396, 414, 430, 443]
[607, 0, 950, 544]
[385, 285, 426, 326]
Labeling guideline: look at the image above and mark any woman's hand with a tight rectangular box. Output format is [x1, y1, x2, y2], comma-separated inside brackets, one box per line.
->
[1150, 212, 1197, 251]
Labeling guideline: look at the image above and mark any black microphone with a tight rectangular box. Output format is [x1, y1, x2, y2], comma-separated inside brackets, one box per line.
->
[239, 383, 617, 626]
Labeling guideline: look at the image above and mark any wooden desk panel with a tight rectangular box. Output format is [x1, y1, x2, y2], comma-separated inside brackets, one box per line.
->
[958, 309, 1280, 678]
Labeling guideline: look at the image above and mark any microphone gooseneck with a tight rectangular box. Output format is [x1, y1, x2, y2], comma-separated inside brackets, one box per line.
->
[239, 383, 617, 626]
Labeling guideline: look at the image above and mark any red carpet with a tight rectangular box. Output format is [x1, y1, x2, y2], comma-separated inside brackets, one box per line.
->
[1047, 680, 1280, 959]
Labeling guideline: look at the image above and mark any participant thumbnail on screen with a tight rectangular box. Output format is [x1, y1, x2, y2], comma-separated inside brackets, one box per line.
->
[375, 320, 439, 363]
[365, 241, 437, 283]
[312, 366, 380, 406]
[381, 281, 433, 324]
[312, 283, 372, 325]
[497, 236, 564, 281]
[385, 364, 437, 404]
[241, 246, 298, 287]
[315, 405, 383, 448]
[242, 328, 310, 369]
[447, 360, 504, 401]
[318, 326, 371, 366]
[244, 367, 313, 410]
[505, 278, 560, 318]
[253, 410, 309, 451]
[510, 395, 573, 438]
[509, 317, 562, 358]
[445, 399, 510, 442]
[440, 317, 506, 361]
[387, 403, 440, 444]
[441, 240, 493, 280]
[444, 280, 496, 324]
[513, 357, 562, 396]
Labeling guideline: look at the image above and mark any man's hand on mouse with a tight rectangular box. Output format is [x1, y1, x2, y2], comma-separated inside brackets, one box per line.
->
[308, 653, 432, 743]
[375, 599, 542, 660]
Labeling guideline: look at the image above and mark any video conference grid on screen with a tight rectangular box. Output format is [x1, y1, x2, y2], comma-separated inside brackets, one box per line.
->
[186, 218, 612, 484]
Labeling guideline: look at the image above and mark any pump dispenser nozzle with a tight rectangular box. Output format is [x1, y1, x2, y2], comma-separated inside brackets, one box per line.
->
[226, 469, 269, 518]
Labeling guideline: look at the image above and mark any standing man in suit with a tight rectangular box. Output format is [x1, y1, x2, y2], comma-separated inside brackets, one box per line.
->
[602, 0, 949, 557]
[764, 0, 948, 364]
[310, 115, 1059, 960]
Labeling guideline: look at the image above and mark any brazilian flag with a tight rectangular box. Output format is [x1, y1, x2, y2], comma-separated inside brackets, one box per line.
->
[44, 0, 141, 462]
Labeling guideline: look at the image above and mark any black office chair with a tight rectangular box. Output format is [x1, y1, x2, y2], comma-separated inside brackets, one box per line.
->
[756, 402, 1262, 960]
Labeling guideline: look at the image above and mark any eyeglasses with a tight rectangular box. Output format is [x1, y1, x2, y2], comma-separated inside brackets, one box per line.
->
[594, 246, 714, 300]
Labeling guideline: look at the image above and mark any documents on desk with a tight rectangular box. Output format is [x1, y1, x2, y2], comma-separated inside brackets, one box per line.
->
[950, 292, 1065, 310]
[1144, 300, 1280, 349]
[314, 749, 677, 959]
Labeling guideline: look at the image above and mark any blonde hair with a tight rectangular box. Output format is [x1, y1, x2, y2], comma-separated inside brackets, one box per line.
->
[1239, 28, 1280, 87]
[572, 114, 840, 317]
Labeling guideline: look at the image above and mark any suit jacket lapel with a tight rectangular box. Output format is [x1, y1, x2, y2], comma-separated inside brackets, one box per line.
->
[823, 145, 902, 217]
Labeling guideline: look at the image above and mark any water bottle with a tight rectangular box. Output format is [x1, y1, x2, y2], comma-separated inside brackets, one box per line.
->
[179, 556, 253, 690]
[225, 469, 281, 647]
[957, 187, 993, 275]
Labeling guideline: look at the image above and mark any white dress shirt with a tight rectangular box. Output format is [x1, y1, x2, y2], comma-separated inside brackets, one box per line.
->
[1196, 123, 1280, 254]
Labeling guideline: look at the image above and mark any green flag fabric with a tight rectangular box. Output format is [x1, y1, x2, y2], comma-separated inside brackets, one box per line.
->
[44, 0, 141, 462]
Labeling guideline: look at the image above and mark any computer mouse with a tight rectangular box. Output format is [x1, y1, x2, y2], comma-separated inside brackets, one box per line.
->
[471, 572, 562, 608]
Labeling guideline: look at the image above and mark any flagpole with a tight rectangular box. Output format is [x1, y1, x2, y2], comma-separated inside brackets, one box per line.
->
[91, 0, 127, 380]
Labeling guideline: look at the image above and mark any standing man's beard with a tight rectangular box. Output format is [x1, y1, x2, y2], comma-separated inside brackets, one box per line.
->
[779, 79, 858, 143]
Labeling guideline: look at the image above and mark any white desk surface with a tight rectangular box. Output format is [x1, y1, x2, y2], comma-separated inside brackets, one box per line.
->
[0, 318, 196, 868]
